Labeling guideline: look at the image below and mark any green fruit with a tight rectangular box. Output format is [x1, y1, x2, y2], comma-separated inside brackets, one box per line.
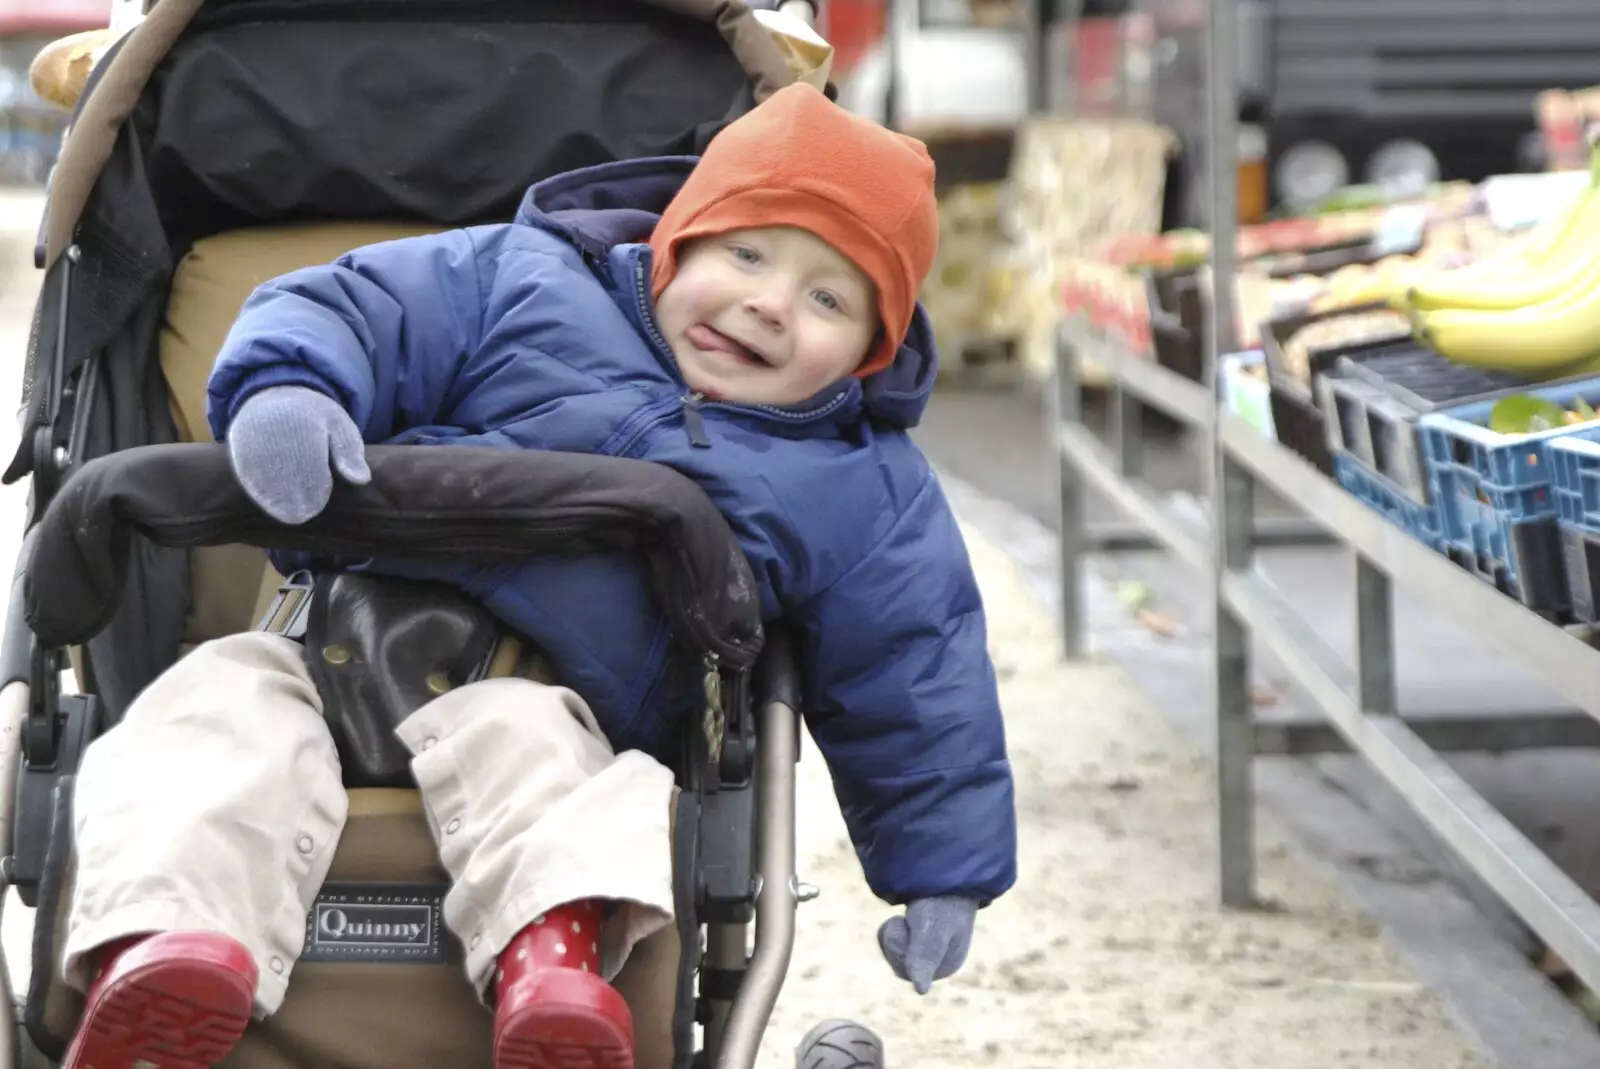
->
[1489, 395, 1567, 434]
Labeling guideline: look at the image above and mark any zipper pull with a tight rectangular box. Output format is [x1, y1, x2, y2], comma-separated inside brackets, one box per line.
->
[682, 393, 711, 448]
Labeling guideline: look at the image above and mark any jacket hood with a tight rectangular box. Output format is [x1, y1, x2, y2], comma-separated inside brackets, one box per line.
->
[514, 157, 938, 429]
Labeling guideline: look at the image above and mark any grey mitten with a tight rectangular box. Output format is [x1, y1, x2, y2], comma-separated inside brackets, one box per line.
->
[877, 895, 978, 995]
[226, 385, 370, 525]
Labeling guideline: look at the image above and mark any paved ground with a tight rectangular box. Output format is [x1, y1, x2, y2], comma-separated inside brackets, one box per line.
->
[772, 516, 1495, 1068]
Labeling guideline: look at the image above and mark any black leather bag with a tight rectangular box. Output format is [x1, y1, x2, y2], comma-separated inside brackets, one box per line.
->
[300, 572, 515, 787]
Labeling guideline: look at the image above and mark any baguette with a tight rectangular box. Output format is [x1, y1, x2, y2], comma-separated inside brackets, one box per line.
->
[29, 29, 119, 112]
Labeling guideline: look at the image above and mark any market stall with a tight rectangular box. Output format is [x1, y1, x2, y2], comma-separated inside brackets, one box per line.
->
[1052, 0, 1600, 1015]
[835, 0, 1178, 380]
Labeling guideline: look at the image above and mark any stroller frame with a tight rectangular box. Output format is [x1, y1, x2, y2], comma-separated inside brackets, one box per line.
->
[0, 0, 853, 1066]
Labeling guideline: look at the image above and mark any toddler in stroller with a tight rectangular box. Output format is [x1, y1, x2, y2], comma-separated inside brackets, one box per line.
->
[42, 78, 1016, 1069]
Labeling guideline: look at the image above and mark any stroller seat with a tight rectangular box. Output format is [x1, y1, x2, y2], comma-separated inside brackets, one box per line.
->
[163, 222, 447, 646]
[0, 1, 855, 1066]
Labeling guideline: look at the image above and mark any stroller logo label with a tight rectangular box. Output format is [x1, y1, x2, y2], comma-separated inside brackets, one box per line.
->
[302, 883, 449, 964]
[319, 908, 426, 942]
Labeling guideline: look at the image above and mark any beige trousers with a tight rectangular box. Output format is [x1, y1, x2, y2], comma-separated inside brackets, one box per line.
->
[62, 632, 678, 1016]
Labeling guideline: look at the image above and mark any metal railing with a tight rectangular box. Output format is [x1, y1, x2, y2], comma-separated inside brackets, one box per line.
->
[1051, 0, 1600, 1010]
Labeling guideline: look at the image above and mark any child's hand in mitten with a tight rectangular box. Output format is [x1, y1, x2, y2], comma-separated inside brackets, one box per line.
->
[227, 385, 370, 525]
[876, 896, 978, 994]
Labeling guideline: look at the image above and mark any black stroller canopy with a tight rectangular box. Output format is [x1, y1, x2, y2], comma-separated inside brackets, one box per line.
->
[40, 0, 799, 267]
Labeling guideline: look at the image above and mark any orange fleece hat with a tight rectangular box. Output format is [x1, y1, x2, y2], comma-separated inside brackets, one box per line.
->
[649, 83, 938, 378]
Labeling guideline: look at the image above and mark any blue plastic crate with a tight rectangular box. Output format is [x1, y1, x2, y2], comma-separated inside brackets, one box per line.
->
[1331, 453, 1445, 550]
[1549, 429, 1600, 527]
[1310, 341, 1540, 508]
[1415, 379, 1600, 614]
[1548, 431, 1600, 621]
[1419, 377, 1600, 524]
[1318, 375, 1433, 506]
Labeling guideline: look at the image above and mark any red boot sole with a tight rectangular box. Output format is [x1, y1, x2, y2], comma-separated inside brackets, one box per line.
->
[65, 957, 255, 1069]
[495, 970, 634, 1069]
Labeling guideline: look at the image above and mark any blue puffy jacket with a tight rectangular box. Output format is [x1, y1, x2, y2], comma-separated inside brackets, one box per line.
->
[206, 156, 1017, 908]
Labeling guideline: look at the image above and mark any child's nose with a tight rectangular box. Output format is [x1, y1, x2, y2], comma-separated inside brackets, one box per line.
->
[743, 289, 789, 330]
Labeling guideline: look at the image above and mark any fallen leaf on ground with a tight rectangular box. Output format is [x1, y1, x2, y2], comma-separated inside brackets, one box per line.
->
[1135, 608, 1181, 637]
[1117, 580, 1151, 611]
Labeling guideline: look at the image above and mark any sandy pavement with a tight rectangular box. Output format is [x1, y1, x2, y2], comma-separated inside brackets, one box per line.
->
[762, 518, 1495, 1068]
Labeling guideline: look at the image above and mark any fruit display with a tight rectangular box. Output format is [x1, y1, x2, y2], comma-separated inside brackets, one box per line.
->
[1088, 213, 1395, 272]
[1488, 393, 1600, 433]
[1394, 147, 1600, 380]
[1059, 258, 1151, 350]
[1008, 117, 1176, 270]
[1051, 144, 1596, 389]
[1249, 195, 1517, 320]
[1006, 116, 1176, 380]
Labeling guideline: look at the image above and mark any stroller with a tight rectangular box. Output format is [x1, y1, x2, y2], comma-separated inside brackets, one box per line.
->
[0, 0, 887, 1066]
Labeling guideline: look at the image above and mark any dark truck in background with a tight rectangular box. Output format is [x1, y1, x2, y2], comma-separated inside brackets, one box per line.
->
[1076, 0, 1600, 226]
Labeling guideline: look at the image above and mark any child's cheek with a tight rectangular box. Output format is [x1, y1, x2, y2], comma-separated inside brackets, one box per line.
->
[681, 272, 731, 310]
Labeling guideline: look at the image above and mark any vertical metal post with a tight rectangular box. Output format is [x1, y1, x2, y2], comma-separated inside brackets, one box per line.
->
[1111, 386, 1145, 480]
[1355, 554, 1396, 716]
[1204, 0, 1256, 909]
[1054, 322, 1087, 659]
[882, 0, 904, 131]
[1214, 456, 1255, 907]
[1021, 0, 1046, 115]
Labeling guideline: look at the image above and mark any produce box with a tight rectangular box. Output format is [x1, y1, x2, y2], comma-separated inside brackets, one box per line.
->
[1142, 267, 1203, 382]
[1548, 431, 1600, 621]
[1315, 340, 1534, 505]
[1258, 306, 1414, 476]
[1140, 264, 1268, 381]
[1262, 305, 1413, 389]
[1416, 380, 1600, 619]
[1332, 454, 1447, 551]
[1319, 348, 1573, 586]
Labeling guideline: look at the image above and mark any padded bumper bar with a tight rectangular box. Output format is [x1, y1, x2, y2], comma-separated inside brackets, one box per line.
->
[22, 443, 764, 669]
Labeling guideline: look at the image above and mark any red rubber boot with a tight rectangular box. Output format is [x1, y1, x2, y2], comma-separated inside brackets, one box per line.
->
[62, 931, 257, 1069]
[493, 900, 634, 1069]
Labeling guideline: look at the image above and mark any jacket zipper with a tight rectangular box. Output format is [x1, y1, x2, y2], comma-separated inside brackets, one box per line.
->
[629, 257, 853, 449]
[682, 393, 710, 448]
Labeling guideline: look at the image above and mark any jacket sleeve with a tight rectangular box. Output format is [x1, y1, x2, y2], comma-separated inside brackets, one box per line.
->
[791, 472, 1017, 908]
[205, 229, 488, 442]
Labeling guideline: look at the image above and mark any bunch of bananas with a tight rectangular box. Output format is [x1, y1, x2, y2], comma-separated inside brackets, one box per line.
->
[1398, 148, 1600, 379]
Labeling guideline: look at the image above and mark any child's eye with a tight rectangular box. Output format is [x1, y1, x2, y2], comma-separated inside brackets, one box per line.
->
[811, 289, 841, 311]
[731, 245, 761, 265]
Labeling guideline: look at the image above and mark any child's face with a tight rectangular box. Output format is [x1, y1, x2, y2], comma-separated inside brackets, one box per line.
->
[655, 227, 878, 406]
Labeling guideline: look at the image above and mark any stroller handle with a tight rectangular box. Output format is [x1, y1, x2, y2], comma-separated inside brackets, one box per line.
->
[21, 443, 764, 669]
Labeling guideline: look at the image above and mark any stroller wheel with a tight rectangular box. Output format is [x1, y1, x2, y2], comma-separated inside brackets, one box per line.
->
[795, 1019, 884, 1069]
